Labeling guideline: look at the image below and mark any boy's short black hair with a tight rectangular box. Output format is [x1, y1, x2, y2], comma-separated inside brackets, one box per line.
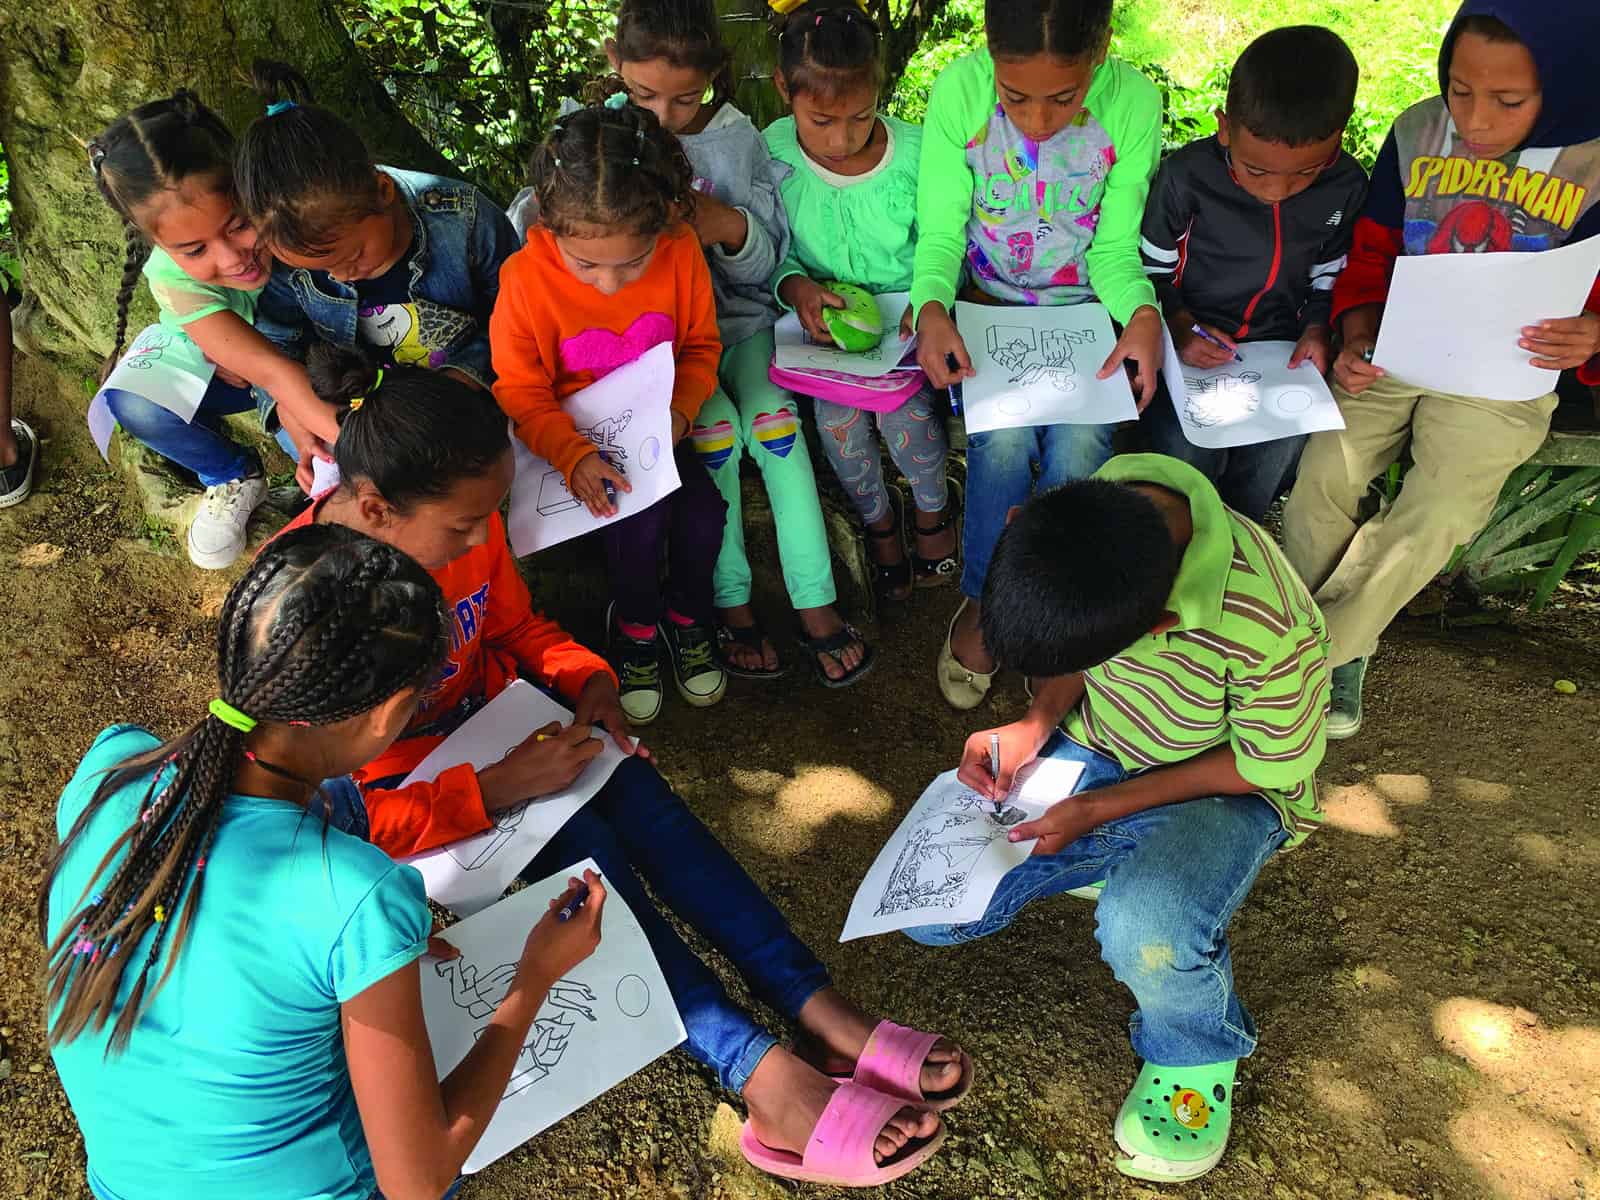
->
[1226, 25, 1360, 145]
[980, 480, 1183, 677]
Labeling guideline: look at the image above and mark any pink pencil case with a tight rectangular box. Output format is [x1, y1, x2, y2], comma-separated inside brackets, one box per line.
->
[769, 362, 927, 413]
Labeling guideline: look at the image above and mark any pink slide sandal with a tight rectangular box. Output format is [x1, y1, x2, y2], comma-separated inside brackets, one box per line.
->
[739, 1080, 946, 1187]
[837, 1020, 975, 1112]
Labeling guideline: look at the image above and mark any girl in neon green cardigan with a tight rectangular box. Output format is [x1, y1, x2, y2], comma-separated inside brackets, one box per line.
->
[910, 0, 1167, 711]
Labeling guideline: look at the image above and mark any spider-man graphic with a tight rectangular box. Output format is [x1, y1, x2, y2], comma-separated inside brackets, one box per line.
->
[1426, 201, 1515, 254]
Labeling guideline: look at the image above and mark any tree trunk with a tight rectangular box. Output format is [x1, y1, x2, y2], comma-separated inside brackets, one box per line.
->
[0, 0, 446, 368]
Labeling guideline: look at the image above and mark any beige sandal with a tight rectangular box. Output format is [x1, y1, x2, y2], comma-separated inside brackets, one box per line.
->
[936, 598, 995, 710]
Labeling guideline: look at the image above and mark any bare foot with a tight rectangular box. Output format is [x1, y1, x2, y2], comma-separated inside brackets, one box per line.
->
[794, 987, 965, 1100]
[717, 603, 779, 673]
[798, 605, 864, 682]
[950, 597, 996, 675]
[744, 1046, 938, 1164]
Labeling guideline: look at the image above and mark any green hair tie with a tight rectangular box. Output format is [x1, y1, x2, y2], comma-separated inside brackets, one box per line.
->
[208, 698, 257, 732]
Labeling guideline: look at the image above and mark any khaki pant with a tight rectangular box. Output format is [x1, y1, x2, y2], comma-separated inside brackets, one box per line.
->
[1282, 374, 1557, 665]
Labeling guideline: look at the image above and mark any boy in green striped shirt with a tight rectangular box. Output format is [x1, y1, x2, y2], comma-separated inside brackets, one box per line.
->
[904, 453, 1329, 1184]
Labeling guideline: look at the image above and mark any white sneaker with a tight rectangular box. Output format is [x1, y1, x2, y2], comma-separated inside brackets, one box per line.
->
[187, 472, 267, 569]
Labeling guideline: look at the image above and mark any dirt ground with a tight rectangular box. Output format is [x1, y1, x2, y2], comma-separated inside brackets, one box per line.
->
[2, 356, 1598, 1200]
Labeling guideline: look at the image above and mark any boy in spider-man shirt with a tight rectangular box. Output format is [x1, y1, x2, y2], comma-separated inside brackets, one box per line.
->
[1283, 0, 1600, 739]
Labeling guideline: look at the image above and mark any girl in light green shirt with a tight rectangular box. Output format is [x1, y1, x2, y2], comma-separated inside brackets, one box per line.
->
[765, 0, 958, 603]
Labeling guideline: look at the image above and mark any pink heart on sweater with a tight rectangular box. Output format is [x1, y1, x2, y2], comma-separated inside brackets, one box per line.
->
[559, 311, 677, 380]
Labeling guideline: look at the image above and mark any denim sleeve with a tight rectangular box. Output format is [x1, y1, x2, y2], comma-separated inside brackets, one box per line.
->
[250, 268, 311, 429]
[441, 191, 523, 389]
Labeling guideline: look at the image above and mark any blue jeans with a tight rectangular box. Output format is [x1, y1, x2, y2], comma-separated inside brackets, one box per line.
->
[961, 423, 1117, 597]
[104, 376, 296, 487]
[904, 736, 1289, 1067]
[1143, 380, 1306, 521]
[520, 757, 831, 1092]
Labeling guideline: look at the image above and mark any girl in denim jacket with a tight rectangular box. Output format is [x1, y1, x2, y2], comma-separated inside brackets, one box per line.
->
[234, 62, 521, 483]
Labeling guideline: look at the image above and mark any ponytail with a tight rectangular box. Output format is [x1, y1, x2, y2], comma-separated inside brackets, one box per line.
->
[307, 342, 510, 512]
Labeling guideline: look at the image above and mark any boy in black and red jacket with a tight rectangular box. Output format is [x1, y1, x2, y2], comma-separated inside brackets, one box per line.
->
[1284, 0, 1600, 740]
[1139, 25, 1368, 520]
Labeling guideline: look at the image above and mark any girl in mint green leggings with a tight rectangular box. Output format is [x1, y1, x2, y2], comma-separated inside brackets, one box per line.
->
[600, 0, 872, 687]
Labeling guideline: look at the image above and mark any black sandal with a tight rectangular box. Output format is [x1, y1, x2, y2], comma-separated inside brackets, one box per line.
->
[795, 621, 877, 689]
[912, 480, 962, 589]
[716, 622, 786, 680]
[867, 489, 912, 603]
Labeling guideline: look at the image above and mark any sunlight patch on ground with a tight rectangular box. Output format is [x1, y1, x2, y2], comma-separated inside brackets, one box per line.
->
[728, 764, 894, 855]
[1451, 777, 1514, 805]
[1321, 782, 1402, 838]
[705, 1101, 790, 1199]
[1372, 773, 1432, 807]
[1511, 832, 1563, 869]
[1305, 1063, 1381, 1127]
[1352, 965, 1401, 992]
[1435, 999, 1600, 1198]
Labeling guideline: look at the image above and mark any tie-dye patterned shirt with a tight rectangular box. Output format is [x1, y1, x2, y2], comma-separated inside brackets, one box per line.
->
[912, 50, 1162, 320]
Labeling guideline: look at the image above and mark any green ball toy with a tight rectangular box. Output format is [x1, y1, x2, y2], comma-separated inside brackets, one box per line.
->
[820, 281, 884, 353]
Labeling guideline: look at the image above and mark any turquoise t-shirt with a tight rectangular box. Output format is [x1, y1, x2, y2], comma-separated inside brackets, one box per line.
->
[46, 726, 431, 1200]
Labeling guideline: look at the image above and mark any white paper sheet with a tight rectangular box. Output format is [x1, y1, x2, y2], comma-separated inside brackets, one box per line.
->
[421, 858, 685, 1173]
[310, 456, 342, 494]
[505, 342, 680, 555]
[953, 301, 1136, 433]
[1372, 234, 1600, 401]
[88, 322, 218, 460]
[772, 291, 917, 377]
[1162, 334, 1345, 449]
[398, 681, 629, 915]
[840, 756, 1087, 942]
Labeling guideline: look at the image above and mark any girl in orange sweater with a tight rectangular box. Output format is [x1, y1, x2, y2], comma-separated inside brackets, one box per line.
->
[492, 100, 728, 727]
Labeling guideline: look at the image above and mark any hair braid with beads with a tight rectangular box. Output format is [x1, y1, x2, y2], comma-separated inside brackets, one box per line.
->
[87, 89, 238, 381]
[38, 525, 448, 1052]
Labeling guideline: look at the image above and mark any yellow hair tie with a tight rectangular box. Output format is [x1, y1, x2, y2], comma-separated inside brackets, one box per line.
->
[349, 367, 384, 413]
[769, 0, 867, 12]
[153, 904, 167, 923]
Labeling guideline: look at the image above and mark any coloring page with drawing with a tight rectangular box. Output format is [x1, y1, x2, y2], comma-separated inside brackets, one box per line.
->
[86, 323, 218, 461]
[420, 858, 685, 1173]
[505, 342, 680, 555]
[772, 291, 918, 378]
[1161, 333, 1346, 450]
[398, 681, 630, 915]
[953, 300, 1137, 434]
[840, 756, 1087, 942]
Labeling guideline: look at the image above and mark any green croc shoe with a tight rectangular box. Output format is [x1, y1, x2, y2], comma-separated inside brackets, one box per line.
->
[1114, 1059, 1237, 1183]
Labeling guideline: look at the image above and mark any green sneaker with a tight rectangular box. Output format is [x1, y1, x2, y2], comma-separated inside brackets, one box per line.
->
[1114, 1059, 1236, 1183]
[1328, 657, 1367, 741]
[606, 604, 663, 726]
[1065, 880, 1105, 902]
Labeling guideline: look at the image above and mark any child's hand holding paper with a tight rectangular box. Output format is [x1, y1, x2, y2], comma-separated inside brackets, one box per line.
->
[1520, 311, 1600, 371]
[478, 721, 603, 812]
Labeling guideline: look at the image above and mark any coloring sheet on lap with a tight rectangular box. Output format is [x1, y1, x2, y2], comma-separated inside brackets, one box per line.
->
[840, 756, 1087, 942]
[772, 291, 917, 377]
[1161, 333, 1345, 449]
[1372, 234, 1600, 401]
[87, 323, 217, 459]
[506, 342, 680, 555]
[398, 681, 629, 915]
[421, 857, 685, 1173]
[953, 301, 1136, 433]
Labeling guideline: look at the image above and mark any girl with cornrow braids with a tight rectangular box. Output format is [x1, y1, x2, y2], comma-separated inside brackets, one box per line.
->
[492, 100, 731, 726]
[287, 343, 966, 1189]
[41, 523, 605, 1200]
[86, 91, 342, 569]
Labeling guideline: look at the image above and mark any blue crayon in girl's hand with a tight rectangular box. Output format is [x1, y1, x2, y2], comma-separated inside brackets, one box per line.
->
[556, 883, 591, 923]
[946, 354, 964, 416]
[597, 450, 619, 506]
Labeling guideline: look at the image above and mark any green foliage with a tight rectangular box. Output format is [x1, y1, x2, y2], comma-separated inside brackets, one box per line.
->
[335, 0, 611, 200]
[0, 145, 16, 290]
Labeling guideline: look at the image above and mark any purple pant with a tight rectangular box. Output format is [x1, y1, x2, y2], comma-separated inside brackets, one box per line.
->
[602, 441, 727, 628]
